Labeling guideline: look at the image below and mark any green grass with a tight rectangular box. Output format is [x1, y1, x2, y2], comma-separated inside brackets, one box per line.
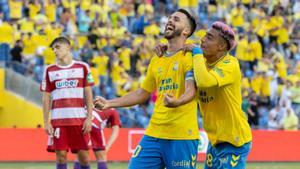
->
[0, 162, 299, 169]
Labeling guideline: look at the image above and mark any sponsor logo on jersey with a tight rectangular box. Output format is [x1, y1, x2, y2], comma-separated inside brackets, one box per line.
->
[41, 81, 46, 91]
[55, 79, 79, 88]
[87, 73, 94, 83]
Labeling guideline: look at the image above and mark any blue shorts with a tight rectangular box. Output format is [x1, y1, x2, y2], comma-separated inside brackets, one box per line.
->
[128, 135, 199, 169]
[204, 142, 252, 169]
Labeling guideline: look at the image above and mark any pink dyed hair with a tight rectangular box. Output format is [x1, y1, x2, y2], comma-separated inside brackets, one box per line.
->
[212, 21, 237, 51]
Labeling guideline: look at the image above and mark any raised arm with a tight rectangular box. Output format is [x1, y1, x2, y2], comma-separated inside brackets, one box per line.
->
[192, 47, 218, 88]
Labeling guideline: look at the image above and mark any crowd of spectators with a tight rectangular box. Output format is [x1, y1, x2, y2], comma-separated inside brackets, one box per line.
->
[0, 0, 299, 129]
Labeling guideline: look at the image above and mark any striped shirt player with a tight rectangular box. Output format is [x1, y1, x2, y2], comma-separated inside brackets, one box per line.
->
[90, 108, 121, 151]
[87, 108, 121, 169]
[41, 60, 94, 153]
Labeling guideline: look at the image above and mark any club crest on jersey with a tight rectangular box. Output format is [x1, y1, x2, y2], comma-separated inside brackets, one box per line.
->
[173, 62, 179, 71]
[55, 79, 79, 88]
[158, 67, 162, 74]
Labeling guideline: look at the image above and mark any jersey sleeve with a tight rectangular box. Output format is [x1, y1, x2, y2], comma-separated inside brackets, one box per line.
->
[83, 63, 95, 87]
[141, 57, 156, 93]
[109, 109, 122, 127]
[210, 58, 239, 87]
[40, 66, 51, 92]
[184, 52, 195, 81]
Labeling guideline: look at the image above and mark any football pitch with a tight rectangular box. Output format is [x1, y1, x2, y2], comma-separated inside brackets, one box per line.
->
[0, 162, 299, 169]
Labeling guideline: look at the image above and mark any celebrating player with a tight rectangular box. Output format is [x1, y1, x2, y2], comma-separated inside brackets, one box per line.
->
[158, 21, 252, 168]
[95, 9, 199, 169]
[155, 21, 252, 168]
[192, 21, 252, 169]
[41, 37, 94, 169]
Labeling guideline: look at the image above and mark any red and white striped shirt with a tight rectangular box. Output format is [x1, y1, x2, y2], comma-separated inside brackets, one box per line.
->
[40, 61, 94, 127]
[91, 108, 121, 129]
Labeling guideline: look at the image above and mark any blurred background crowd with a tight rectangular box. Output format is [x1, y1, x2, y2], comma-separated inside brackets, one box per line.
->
[0, 0, 299, 130]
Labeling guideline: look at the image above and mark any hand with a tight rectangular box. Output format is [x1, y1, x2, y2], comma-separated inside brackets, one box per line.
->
[248, 110, 255, 117]
[163, 93, 179, 107]
[183, 43, 197, 54]
[94, 96, 109, 110]
[44, 122, 54, 135]
[82, 118, 92, 134]
[105, 145, 111, 152]
[154, 43, 168, 57]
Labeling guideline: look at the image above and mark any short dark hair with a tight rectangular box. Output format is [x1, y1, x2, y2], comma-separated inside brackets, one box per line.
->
[176, 9, 197, 38]
[50, 36, 70, 48]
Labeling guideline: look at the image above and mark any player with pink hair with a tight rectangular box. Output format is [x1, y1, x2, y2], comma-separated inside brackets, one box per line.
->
[187, 21, 252, 169]
[156, 21, 252, 168]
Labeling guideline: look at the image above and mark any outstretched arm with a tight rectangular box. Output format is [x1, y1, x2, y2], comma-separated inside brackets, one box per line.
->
[95, 88, 151, 109]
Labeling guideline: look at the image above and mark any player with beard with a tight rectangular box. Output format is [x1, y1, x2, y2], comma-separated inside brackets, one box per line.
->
[94, 9, 199, 169]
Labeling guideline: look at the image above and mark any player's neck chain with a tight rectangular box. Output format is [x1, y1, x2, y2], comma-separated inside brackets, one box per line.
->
[206, 54, 226, 68]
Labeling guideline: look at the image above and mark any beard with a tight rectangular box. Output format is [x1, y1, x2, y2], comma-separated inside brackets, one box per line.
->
[164, 28, 183, 39]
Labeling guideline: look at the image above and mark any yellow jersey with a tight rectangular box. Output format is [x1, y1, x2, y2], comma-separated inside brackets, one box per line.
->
[91, 66, 100, 86]
[261, 76, 271, 97]
[0, 22, 14, 44]
[178, 0, 198, 7]
[141, 51, 198, 140]
[44, 3, 56, 22]
[92, 55, 109, 76]
[235, 38, 249, 61]
[62, 0, 78, 14]
[250, 40, 262, 60]
[276, 61, 287, 79]
[277, 27, 289, 44]
[111, 61, 125, 82]
[144, 24, 161, 37]
[251, 75, 262, 95]
[230, 8, 244, 27]
[32, 34, 48, 47]
[269, 16, 284, 36]
[23, 37, 36, 56]
[43, 47, 55, 65]
[29, 3, 41, 19]
[118, 48, 131, 71]
[195, 54, 252, 146]
[137, 4, 154, 16]
[9, 0, 22, 19]
[254, 19, 268, 37]
[19, 19, 34, 33]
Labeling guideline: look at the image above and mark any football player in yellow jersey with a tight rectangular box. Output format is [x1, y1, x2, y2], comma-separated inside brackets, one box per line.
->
[95, 9, 199, 169]
[186, 21, 252, 169]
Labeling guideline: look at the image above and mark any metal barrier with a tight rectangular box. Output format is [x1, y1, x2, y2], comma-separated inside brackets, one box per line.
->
[5, 68, 42, 106]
